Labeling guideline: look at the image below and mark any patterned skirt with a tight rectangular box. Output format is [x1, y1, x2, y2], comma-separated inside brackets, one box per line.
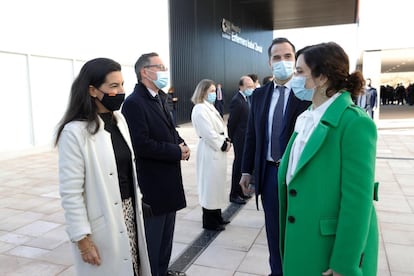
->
[122, 197, 140, 276]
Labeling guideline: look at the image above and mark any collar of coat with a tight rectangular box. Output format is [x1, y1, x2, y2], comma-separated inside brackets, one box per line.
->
[282, 91, 357, 181]
[319, 91, 355, 128]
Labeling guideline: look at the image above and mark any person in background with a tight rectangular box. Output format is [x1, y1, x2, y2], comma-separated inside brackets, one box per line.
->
[240, 37, 311, 276]
[167, 86, 179, 127]
[279, 42, 379, 275]
[55, 58, 151, 276]
[227, 75, 255, 205]
[214, 83, 225, 117]
[262, 75, 274, 86]
[395, 83, 405, 105]
[191, 79, 232, 231]
[248, 73, 261, 88]
[122, 52, 189, 276]
[365, 78, 378, 119]
[356, 88, 368, 111]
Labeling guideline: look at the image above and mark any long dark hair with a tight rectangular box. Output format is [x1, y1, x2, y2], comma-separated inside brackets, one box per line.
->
[54, 58, 121, 146]
[299, 42, 365, 98]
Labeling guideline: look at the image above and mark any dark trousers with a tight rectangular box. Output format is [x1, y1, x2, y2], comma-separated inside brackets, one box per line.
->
[230, 145, 244, 198]
[202, 207, 224, 229]
[144, 211, 176, 276]
[261, 162, 283, 276]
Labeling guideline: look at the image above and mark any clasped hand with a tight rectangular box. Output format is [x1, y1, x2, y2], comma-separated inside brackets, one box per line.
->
[179, 143, 191, 160]
[239, 174, 253, 196]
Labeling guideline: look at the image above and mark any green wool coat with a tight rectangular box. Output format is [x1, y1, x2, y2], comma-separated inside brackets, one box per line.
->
[278, 92, 379, 276]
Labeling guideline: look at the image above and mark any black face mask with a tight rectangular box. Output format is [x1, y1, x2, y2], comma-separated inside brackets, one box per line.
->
[99, 92, 125, 111]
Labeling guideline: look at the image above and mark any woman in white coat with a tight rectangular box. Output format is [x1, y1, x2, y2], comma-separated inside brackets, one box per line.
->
[55, 58, 151, 276]
[191, 79, 232, 231]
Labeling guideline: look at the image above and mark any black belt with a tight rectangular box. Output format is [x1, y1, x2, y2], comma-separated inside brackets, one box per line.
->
[266, 160, 281, 167]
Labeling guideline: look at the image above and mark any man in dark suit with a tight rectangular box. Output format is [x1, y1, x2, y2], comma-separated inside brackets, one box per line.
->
[227, 75, 255, 205]
[214, 83, 225, 117]
[240, 38, 311, 276]
[122, 52, 190, 276]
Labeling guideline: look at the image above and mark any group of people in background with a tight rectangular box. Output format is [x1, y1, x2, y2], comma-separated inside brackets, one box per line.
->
[380, 83, 414, 105]
[55, 37, 380, 276]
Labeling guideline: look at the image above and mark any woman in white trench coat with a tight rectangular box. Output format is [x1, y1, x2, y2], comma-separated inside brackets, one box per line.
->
[191, 79, 232, 231]
[55, 58, 151, 276]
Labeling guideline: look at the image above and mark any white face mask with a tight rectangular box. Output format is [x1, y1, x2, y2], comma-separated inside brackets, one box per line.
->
[291, 76, 314, 101]
[147, 69, 169, 89]
[243, 88, 254, 97]
[153, 71, 169, 89]
[272, 61, 294, 80]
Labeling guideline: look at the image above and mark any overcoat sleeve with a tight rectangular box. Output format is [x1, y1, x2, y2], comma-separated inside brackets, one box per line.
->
[58, 125, 91, 242]
[329, 115, 377, 274]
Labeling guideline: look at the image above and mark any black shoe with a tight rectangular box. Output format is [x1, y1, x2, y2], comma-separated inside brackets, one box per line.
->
[203, 225, 225, 231]
[166, 270, 186, 276]
[230, 196, 246, 204]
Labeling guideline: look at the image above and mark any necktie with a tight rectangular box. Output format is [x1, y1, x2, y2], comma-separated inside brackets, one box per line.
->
[216, 86, 222, 101]
[271, 85, 285, 161]
[155, 94, 164, 111]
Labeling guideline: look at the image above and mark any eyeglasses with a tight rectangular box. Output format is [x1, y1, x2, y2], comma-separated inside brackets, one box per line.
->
[144, 64, 168, 71]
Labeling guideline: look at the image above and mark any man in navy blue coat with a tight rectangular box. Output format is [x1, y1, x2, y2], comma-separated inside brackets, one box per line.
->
[227, 75, 255, 205]
[240, 38, 311, 276]
[122, 52, 190, 276]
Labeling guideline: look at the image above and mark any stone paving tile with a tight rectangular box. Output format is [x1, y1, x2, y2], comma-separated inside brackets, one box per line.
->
[185, 265, 234, 276]
[15, 220, 61, 237]
[0, 211, 45, 232]
[230, 208, 265, 229]
[24, 225, 69, 250]
[211, 225, 261, 251]
[6, 245, 51, 260]
[0, 232, 32, 245]
[386, 243, 414, 274]
[0, 255, 33, 275]
[237, 244, 271, 276]
[193, 245, 246, 272]
[38, 241, 75, 266]
[6, 260, 67, 276]
[173, 218, 203, 244]
[0, 241, 17, 254]
[0, 208, 23, 221]
[56, 265, 76, 276]
[381, 227, 414, 246]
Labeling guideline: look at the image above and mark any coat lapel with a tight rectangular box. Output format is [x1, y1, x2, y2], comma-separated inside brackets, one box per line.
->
[288, 92, 354, 181]
[143, 88, 174, 128]
[205, 101, 225, 126]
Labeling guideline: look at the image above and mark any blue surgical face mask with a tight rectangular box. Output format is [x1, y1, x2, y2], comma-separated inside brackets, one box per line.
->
[206, 92, 216, 103]
[272, 61, 294, 80]
[151, 70, 169, 89]
[243, 88, 254, 97]
[291, 76, 314, 101]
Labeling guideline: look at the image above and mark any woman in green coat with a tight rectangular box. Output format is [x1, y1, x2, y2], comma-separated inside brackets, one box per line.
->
[278, 42, 379, 276]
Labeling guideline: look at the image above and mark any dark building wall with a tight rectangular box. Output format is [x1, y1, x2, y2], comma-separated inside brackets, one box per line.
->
[169, 0, 273, 124]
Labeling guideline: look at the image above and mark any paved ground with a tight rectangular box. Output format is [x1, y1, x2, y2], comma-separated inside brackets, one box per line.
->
[0, 104, 413, 275]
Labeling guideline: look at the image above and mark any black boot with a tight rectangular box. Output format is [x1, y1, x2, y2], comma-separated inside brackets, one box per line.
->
[216, 209, 230, 225]
[202, 208, 225, 231]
